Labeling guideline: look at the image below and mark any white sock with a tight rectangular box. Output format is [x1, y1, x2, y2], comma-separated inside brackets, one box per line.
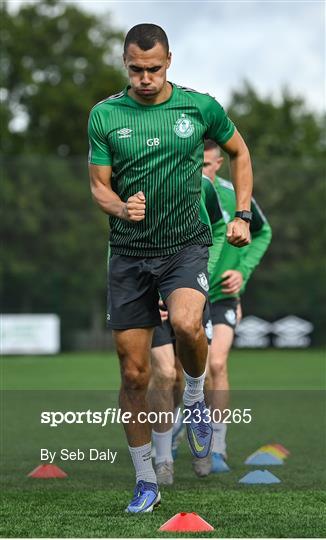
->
[172, 406, 183, 435]
[212, 422, 227, 455]
[183, 369, 206, 406]
[152, 428, 173, 464]
[128, 442, 157, 484]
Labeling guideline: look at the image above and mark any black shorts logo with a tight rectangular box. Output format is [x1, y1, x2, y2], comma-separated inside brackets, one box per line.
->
[197, 272, 209, 292]
[225, 309, 236, 326]
[205, 319, 213, 340]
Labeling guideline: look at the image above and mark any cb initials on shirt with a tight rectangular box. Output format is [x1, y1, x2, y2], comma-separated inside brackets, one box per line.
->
[146, 138, 160, 147]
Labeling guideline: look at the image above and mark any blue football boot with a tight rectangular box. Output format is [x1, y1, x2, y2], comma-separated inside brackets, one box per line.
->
[211, 452, 230, 473]
[125, 480, 161, 513]
[184, 400, 213, 458]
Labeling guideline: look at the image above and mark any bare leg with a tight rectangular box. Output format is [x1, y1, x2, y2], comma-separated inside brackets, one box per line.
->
[167, 288, 207, 377]
[206, 324, 234, 412]
[114, 328, 153, 446]
[148, 344, 176, 434]
[148, 344, 176, 482]
[170, 355, 186, 461]
[173, 355, 185, 408]
[206, 324, 234, 462]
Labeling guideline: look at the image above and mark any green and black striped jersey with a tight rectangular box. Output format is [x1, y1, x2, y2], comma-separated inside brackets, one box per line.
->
[88, 83, 235, 257]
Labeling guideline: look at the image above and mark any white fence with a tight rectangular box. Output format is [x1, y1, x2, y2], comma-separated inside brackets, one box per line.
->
[1, 314, 60, 354]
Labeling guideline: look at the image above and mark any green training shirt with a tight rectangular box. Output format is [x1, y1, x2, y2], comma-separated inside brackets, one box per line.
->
[88, 83, 235, 257]
[200, 175, 226, 270]
[208, 177, 272, 302]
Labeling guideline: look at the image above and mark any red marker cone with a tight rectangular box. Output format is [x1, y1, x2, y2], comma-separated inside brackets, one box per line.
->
[271, 444, 290, 456]
[28, 464, 67, 478]
[159, 512, 214, 532]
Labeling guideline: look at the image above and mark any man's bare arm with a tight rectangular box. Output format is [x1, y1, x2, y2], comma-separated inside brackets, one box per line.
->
[88, 164, 145, 222]
[222, 130, 253, 211]
[221, 130, 253, 247]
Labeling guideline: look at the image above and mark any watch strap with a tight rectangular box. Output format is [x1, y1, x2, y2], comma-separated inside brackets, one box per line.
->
[235, 210, 253, 222]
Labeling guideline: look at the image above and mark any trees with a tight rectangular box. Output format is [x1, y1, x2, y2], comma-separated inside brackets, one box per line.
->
[222, 84, 325, 343]
[1, 0, 127, 345]
[1, 0, 126, 156]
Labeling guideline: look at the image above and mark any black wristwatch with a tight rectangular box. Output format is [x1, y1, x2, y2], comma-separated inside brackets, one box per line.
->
[235, 210, 253, 223]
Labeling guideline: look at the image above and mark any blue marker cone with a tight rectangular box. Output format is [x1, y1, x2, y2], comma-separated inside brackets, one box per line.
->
[239, 470, 281, 484]
[245, 452, 284, 466]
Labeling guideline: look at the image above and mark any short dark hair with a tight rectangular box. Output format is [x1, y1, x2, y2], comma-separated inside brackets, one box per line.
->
[204, 139, 220, 154]
[124, 23, 169, 56]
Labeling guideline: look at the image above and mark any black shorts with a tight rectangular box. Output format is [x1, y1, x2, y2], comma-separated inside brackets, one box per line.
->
[210, 298, 239, 329]
[107, 245, 209, 330]
[152, 302, 212, 348]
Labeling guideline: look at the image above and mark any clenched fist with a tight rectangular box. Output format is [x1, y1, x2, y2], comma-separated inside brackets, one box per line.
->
[122, 191, 146, 222]
[226, 218, 251, 247]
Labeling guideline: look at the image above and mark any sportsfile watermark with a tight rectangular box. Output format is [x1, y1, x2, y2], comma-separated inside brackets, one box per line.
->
[40, 407, 253, 427]
[2, 390, 325, 491]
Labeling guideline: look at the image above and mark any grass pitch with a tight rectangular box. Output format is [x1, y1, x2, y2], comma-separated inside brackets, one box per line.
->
[1, 349, 326, 538]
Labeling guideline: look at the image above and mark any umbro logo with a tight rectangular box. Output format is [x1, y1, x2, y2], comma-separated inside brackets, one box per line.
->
[117, 128, 133, 139]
